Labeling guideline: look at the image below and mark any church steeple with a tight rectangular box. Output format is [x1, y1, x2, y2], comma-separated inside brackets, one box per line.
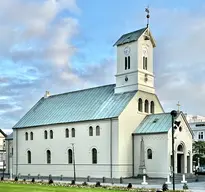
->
[114, 14, 156, 94]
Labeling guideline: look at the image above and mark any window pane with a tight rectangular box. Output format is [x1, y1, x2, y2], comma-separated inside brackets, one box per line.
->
[96, 126, 100, 136]
[47, 150, 51, 164]
[92, 148, 97, 164]
[45, 131, 48, 139]
[72, 128, 75, 137]
[89, 126, 93, 136]
[65, 129, 69, 138]
[125, 57, 127, 70]
[128, 56, 130, 69]
[68, 149, 72, 164]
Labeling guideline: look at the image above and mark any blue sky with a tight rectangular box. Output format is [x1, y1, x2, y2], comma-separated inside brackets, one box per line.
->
[1, 0, 205, 131]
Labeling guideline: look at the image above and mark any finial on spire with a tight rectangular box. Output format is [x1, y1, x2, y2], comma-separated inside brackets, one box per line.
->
[177, 101, 181, 112]
[145, 6, 150, 28]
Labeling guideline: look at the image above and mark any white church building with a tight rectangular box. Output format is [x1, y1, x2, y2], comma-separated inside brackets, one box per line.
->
[6, 25, 193, 179]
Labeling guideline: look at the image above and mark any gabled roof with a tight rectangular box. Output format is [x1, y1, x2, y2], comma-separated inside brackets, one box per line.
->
[13, 84, 137, 129]
[5, 132, 13, 140]
[0, 129, 7, 137]
[133, 113, 172, 134]
[114, 27, 147, 46]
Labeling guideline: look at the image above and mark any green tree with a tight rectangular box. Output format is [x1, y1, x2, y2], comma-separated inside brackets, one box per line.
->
[193, 141, 205, 166]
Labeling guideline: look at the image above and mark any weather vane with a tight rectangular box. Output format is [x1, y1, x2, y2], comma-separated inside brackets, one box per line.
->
[145, 6, 150, 27]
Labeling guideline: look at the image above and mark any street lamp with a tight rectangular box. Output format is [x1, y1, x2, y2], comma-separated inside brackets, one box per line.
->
[170, 110, 178, 191]
[71, 143, 76, 184]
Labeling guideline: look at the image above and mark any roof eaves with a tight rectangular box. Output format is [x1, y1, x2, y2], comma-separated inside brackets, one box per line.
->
[133, 131, 167, 135]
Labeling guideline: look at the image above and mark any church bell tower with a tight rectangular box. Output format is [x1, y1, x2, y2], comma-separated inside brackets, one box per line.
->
[114, 8, 156, 94]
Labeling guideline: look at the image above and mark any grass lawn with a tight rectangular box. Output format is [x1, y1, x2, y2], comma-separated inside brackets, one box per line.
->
[0, 183, 122, 192]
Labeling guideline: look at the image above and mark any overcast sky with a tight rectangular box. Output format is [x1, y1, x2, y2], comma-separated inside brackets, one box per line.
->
[1, 0, 205, 131]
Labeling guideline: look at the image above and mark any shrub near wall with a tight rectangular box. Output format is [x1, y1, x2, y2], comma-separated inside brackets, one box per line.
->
[0, 179, 187, 192]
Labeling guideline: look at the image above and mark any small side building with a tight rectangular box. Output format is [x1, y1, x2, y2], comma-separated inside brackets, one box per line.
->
[133, 112, 193, 178]
[5, 132, 13, 175]
[0, 129, 7, 170]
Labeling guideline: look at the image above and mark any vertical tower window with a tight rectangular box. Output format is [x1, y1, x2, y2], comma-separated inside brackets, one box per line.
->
[89, 126, 93, 136]
[72, 128, 75, 137]
[143, 56, 148, 70]
[128, 56, 130, 69]
[96, 126, 100, 136]
[50, 130, 53, 139]
[92, 148, 97, 164]
[150, 101, 155, 114]
[144, 100, 149, 113]
[125, 57, 128, 70]
[65, 128, 69, 138]
[27, 150, 31, 164]
[46, 150, 51, 164]
[68, 149, 72, 164]
[138, 98, 143, 112]
[44, 131, 48, 139]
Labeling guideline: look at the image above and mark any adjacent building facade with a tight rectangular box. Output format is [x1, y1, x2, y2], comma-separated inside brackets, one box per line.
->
[0, 129, 7, 169]
[6, 25, 193, 179]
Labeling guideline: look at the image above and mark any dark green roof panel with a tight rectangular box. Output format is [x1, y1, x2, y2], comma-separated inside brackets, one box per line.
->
[114, 27, 147, 46]
[134, 113, 172, 134]
[13, 84, 137, 129]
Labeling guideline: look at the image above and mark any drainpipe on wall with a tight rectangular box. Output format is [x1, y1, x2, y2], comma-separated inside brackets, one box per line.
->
[132, 134, 134, 177]
[15, 129, 18, 176]
[110, 119, 113, 179]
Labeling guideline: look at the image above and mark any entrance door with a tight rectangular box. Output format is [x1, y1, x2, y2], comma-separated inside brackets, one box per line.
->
[177, 154, 185, 173]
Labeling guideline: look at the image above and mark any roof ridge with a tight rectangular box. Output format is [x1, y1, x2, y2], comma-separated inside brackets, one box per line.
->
[121, 27, 147, 37]
[47, 83, 116, 98]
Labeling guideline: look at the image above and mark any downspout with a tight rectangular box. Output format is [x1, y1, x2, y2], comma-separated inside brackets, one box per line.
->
[15, 129, 18, 176]
[132, 134, 134, 177]
[110, 118, 113, 179]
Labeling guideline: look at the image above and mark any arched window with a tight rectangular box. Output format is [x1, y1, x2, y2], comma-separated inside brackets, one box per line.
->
[144, 100, 149, 113]
[89, 126, 93, 136]
[44, 131, 48, 139]
[46, 150, 51, 164]
[65, 128, 69, 138]
[25, 132, 28, 141]
[147, 149, 152, 159]
[128, 56, 130, 69]
[50, 130, 53, 139]
[96, 126, 100, 136]
[138, 98, 143, 112]
[68, 149, 72, 164]
[92, 148, 97, 164]
[177, 144, 183, 152]
[30, 132, 33, 140]
[150, 101, 154, 114]
[143, 56, 148, 70]
[125, 57, 127, 70]
[71, 128, 75, 137]
[27, 150, 31, 164]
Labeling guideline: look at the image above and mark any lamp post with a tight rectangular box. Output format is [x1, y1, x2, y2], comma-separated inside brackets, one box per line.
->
[171, 110, 178, 191]
[71, 143, 76, 183]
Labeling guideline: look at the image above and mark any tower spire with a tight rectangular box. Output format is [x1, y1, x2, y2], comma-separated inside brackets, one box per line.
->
[145, 6, 150, 28]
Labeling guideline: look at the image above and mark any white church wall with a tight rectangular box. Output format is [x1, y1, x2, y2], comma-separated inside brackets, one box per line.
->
[167, 113, 193, 174]
[13, 118, 119, 178]
[117, 91, 164, 177]
[134, 133, 168, 178]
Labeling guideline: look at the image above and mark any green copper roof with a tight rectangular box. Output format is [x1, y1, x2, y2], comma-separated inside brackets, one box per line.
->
[13, 84, 137, 129]
[134, 113, 172, 134]
[114, 27, 147, 46]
